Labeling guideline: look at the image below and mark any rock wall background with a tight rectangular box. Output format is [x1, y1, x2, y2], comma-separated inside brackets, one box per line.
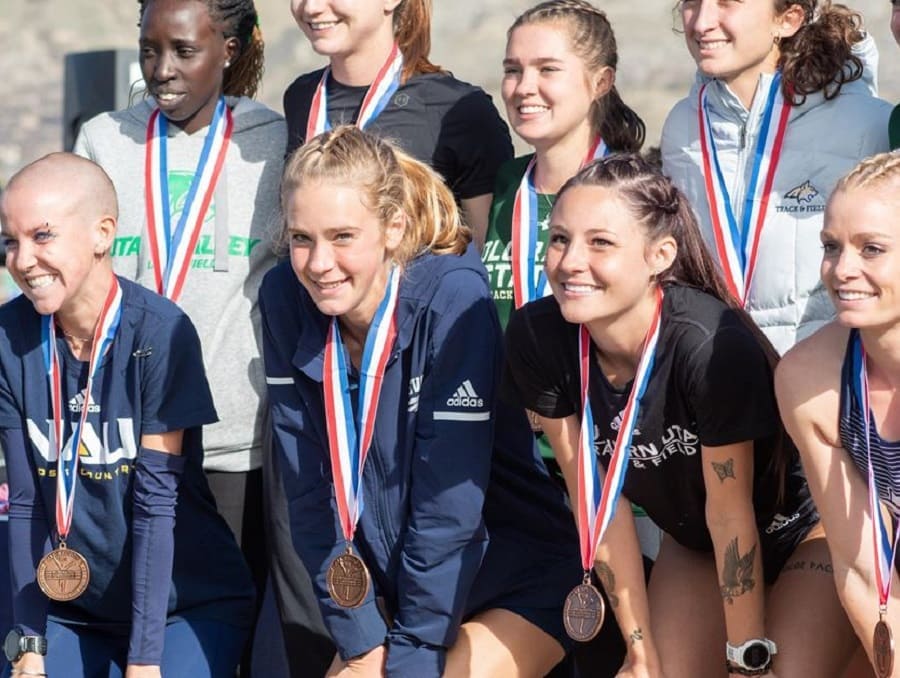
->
[0, 0, 897, 184]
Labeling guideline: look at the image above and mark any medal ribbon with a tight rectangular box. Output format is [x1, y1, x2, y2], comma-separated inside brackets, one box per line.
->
[306, 43, 403, 139]
[43, 277, 123, 541]
[511, 138, 608, 309]
[697, 74, 790, 304]
[575, 288, 663, 571]
[323, 267, 401, 542]
[852, 331, 900, 616]
[144, 97, 233, 302]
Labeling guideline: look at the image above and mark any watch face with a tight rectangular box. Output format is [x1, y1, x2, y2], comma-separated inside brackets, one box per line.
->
[3, 628, 22, 663]
[743, 643, 771, 668]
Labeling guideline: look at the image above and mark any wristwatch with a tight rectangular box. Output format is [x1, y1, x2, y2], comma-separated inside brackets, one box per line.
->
[726, 638, 777, 675]
[3, 627, 48, 663]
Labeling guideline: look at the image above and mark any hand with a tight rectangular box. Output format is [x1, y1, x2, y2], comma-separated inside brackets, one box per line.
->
[125, 665, 162, 678]
[11, 652, 45, 676]
[325, 646, 386, 678]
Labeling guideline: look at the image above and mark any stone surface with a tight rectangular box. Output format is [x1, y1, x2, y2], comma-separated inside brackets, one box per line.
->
[0, 0, 897, 183]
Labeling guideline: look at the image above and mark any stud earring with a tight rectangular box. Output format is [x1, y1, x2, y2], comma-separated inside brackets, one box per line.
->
[225, 60, 231, 68]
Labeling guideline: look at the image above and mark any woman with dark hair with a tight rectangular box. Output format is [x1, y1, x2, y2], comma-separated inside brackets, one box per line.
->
[503, 154, 861, 676]
[662, 0, 891, 354]
[72, 0, 283, 670]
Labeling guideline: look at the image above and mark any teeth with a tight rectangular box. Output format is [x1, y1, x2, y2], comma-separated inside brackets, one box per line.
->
[837, 290, 875, 301]
[519, 105, 549, 114]
[26, 275, 55, 289]
[310, 21, 338, 30]
[156, 93, 179, 102]
[699, 40, 729, 49]
[316, 280, 345, 290]
[564, 283, 597, 294]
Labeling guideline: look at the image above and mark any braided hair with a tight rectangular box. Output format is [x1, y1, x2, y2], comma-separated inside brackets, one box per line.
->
[138, 0, 265, 98]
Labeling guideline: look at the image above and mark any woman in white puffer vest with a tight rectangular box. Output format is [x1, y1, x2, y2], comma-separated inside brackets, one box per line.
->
[662, 0, 891, 355]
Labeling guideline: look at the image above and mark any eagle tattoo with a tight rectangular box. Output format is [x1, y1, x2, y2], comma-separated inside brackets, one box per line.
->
[720, 538, 757, 604]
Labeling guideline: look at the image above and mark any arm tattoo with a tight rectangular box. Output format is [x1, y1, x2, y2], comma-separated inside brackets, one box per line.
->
[630, 628, 644, 645]
[596, 561, 620, 609]
[711, 457, 735, 483]
[719, 537, 757, 604]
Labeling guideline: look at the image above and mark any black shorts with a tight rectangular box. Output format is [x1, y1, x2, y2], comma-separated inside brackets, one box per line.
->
[759, 492, 820, 585]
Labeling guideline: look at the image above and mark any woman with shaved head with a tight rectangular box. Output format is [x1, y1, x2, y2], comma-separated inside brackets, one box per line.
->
[0, 153, 253, 677]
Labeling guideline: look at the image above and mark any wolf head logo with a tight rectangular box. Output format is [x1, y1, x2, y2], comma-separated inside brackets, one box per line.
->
[784, 180, 819, 204]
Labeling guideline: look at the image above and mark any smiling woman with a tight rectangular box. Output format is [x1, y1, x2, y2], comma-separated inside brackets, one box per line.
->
[70, 0, 286, 674]
[661, 0, 892, 355]
[776, 152, 900, 678]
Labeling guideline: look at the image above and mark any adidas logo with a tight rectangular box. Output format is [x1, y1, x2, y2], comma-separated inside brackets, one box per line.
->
[446, 380, 484, 408]
[764, 511, 800, 534]
[68, 389, 100, 414]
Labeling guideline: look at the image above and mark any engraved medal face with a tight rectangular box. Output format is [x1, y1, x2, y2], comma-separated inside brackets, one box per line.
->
[36, 545, 90, 602]
[326, 552, 370, 608]
[563, 583, 605, 642]
[874, 620, 894, 678]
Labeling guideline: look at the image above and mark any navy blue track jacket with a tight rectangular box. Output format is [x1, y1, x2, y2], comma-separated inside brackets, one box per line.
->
[260, 246, 579, 676]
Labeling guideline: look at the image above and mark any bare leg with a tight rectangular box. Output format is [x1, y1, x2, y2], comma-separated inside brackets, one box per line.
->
[444, 608, 565, 678]
[767, 528, 865, 678]
[647, 535, 728, 678]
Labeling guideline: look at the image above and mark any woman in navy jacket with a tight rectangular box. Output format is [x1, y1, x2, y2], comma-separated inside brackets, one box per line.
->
[259, 125, 580, 678]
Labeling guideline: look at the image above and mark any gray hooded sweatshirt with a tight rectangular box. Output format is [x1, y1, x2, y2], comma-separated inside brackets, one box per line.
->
[75, 96, 286, 472]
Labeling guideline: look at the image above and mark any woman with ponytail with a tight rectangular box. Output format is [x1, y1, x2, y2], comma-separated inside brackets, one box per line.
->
[503, 154, 859, 677]
[260, 125, 582, 678]
[487, 5, 648, 673]
[662, 0, 891, 355]
[72, 0, 284, 671]
[284, 0, 513, 247]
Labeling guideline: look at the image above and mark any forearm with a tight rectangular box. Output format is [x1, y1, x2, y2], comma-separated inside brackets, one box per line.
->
[595, 494, 658, 671]
[706, 507, 766, 646]
[4, 427, 51, 635]
[128, 447, 185, 665]
[835, 558, 900, 667]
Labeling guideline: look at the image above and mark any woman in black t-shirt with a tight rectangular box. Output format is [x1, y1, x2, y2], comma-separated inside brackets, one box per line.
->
[503, 154, 861, 677]
[283, 0, 512, 247]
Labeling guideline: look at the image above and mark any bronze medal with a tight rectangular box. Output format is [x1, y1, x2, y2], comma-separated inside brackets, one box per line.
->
[327, 551, 370, 608]
[36, 544, 90, 602]
[563, 582, 605, 642]
[874, 619, 894, 678]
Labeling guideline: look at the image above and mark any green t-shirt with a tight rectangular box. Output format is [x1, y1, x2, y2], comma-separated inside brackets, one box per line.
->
[484, 155, 556, 330]
[485, 154, 556, 459]
[890, 103, 900, 151]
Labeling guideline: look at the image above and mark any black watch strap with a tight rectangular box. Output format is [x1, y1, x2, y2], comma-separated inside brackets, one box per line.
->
[21, 634, 48, 656]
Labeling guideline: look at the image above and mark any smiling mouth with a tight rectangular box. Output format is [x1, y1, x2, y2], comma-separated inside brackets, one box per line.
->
[518, 104, 549, 114]
[696, 39, 730, 51]
[314, 278, 348, 291]
[836, 290, 876, 301]
[25, 274, 56, 290]
[154, 92, 184, 104]
[562, 283, 599, 294]
[308, 20, 339, 31]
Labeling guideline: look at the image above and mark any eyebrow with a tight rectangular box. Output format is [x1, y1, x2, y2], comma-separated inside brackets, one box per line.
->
[502, 56, 565, 66]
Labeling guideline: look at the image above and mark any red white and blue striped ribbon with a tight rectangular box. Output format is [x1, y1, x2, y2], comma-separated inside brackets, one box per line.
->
[43, 276, 123, 541]
[144, 97, 233, 302]
[576, 287, 663, 571]
[852, 331, 900, 615]
[698, 74, 790, 305]
[323, 267, 400, 542]
[511, 138, 608, 309]
[306, 43, 403, 139]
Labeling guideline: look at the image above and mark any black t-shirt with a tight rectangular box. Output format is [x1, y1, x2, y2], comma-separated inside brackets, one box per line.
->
[502, 284, 810, 553]
[283, 69, 513, 200]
